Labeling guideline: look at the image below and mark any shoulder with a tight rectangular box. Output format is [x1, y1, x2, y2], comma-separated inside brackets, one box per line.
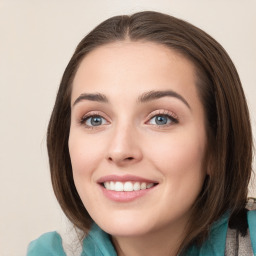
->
[186, 206, 256, 256]
[247, 208, 256, 255]
[81, 223, 117, 256]
[27, 231, 66, 256]
[247, 198, 256, 251]
[26, 223, 117, 256]
[225, 200, 256, 256]
[27, 224, 84, 256]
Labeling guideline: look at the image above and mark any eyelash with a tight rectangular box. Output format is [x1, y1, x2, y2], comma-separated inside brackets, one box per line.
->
[79, 110, 178, 129]
[146, 110, 179, 127]
[80, 111, 109, 129]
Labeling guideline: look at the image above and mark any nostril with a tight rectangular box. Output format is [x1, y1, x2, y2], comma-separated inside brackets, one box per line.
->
[125, 157, 134, 161]
[107, 154, 137, 163]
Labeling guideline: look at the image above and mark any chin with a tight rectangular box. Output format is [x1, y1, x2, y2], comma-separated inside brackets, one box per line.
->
[103, 224, 152, 237]
[95, 214, 153, 237]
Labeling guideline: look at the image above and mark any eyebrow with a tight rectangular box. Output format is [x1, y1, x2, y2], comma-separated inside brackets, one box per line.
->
[138, 90, 191, 109]
[73, 93, 108, 106]
[72, 90, 190, 109]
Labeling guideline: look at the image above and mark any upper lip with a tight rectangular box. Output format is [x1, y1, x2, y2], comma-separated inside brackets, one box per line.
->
[97, 175, 158, 184]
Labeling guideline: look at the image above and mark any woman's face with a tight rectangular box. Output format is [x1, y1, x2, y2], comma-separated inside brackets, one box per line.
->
[69, 41, 207, 237]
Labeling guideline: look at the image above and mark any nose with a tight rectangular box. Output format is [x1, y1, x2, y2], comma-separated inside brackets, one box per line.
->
[106, 124, 143, 166]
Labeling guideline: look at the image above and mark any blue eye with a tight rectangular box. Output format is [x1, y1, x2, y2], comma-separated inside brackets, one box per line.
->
[149, 114, 176, 126]
[84, 115, 107, 126]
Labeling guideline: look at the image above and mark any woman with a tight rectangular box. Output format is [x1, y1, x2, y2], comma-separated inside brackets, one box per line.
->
[27, 11, 255, 255]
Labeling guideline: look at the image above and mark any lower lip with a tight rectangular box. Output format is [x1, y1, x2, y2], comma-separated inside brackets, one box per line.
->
[100, 185, 156, 202]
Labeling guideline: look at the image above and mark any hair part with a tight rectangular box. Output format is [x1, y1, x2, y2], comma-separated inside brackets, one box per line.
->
[47, 11, 253, 254]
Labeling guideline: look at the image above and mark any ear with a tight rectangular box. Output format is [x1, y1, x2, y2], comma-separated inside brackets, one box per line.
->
[206, 159, 212, 176]
[204, 148, 214, 176]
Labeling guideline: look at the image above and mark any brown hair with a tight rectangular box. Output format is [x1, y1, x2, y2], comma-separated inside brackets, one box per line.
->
[47, 11, 253, 253]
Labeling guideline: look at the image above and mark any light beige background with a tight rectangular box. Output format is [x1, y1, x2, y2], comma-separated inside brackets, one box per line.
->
[0, 1, 255, 255]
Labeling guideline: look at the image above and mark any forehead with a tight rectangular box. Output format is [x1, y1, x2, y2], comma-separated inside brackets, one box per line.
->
[74, 40, 195, 75]
[71, 41, 199, 105]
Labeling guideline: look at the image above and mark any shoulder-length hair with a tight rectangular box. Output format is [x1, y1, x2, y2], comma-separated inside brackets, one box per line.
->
[47, 11, 253, 253]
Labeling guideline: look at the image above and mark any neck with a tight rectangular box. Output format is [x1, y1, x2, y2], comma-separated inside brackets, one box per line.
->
[111, 221, 187, 256]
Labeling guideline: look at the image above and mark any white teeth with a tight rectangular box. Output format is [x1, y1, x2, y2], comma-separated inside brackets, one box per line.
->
[133, 182, 140, 191]
[123, 181, 133, 191]
[115, 182, 124, 191]
[110, 181, 115, 190]
[146, 183, 154, 189]
[103, 181, 155, 191]
[141, 182, 147, 190]
[105, 181, 110, 190]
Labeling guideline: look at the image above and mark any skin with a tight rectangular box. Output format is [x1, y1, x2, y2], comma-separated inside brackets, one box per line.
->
[69, 41, 207, 256]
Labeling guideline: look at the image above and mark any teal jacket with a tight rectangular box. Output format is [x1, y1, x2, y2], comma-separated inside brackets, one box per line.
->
[27, 210, 256, 256]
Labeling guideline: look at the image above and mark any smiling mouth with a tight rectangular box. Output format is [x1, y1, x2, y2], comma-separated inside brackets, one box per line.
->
[102, 181, 158, 192]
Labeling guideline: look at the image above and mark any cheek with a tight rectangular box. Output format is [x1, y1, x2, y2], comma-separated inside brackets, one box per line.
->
[68, 133, 105, 179]
[145, 129, 206, 178]
[149, 132, 206, 210]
